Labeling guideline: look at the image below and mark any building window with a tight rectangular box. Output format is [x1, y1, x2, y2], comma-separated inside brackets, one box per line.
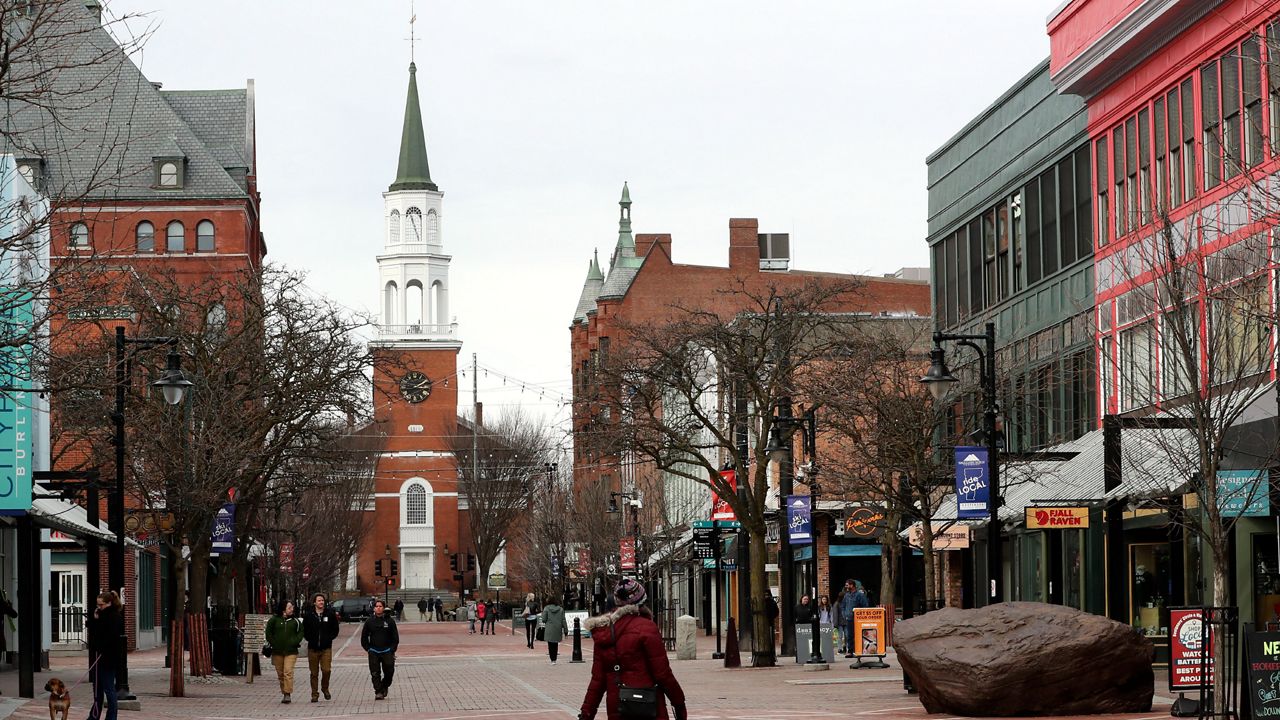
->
[384, 281, 398, 326]
[1120, 321, 1154, 411]
[388, 209, 400, 243]
[166, 221, 184, 252]
[1181, 78, 1197, 203]
[1073, 145, 1091, 259]
[426, 208, 439, 243]
[1096, 138, 1109, 247]
[406, 207, 423, 242]
[1241, 35, 1263, 169]
[1162, 301, 1199, 400]
[1026, 177, 1042, 285]
[1202, 61, 1222, 191]
[154, 158, 184, 189]
[405, 482, 431, 525]
[69, 222, 89, 249]
[1136, 108, 1150, 225]
[196, 220, 215, 252]
[138, 552, 155, 632]
[1113, 126, 1126, 238]
[1270, 21, 1280, 156]
[136, 221, 154, 252]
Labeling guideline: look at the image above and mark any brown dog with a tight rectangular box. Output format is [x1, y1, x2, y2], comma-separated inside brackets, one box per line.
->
[43, 678, 70, 720]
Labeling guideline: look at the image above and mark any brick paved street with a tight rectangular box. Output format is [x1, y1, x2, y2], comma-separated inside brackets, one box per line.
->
[0, 618, 1180, 720]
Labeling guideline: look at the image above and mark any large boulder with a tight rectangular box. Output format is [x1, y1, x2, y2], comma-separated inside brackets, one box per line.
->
[894, 602, 1154, 716]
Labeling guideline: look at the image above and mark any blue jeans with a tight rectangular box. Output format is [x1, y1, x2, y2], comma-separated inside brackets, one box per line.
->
[90, 665, 118, 720]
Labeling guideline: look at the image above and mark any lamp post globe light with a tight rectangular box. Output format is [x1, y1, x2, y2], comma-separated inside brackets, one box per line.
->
[765, 406, 824, 666]
[112, 327, 191, 699]
[918, 321, 1002, 605]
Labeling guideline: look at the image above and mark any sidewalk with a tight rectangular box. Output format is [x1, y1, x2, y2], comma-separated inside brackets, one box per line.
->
[0, 617, 1179, 720]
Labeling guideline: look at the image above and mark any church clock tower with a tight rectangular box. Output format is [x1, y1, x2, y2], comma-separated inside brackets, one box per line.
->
[363, 58, 462, 594]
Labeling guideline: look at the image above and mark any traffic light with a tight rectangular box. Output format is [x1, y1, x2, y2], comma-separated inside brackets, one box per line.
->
[375, 559, 383, 577]
[390, 559, 399, 577]
[467, 554, 476, 571]
[387, 577, 396, 588]
[450, 553, 458, 570]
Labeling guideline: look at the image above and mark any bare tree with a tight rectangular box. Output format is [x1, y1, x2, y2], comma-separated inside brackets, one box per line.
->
[453, 409, 557, 592]
[596, 279, 859, 667]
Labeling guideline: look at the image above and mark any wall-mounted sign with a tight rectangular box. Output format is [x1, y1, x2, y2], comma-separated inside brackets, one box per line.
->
[906, 522, 970, 550]
[1024, 506, 1090, 529]
[843, 507, 885, 538]
[1218, 470, 1270, 517]
[0, 293, 33, 517]
[955, 447, 989, 519]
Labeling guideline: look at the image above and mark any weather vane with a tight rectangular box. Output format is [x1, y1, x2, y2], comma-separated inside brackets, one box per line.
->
[408, 0, 417, 63]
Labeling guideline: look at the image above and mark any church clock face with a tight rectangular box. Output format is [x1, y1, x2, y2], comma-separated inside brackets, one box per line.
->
[399, 371, 432, 403]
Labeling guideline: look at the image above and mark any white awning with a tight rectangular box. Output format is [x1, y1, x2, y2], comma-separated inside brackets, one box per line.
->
[30, 493, 116, 542]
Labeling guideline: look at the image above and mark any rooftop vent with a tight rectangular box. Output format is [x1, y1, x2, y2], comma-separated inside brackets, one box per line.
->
[758, 233, 789, 271]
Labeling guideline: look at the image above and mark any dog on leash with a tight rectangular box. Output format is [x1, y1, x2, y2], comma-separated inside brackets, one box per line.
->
[43, 678, 70, 720]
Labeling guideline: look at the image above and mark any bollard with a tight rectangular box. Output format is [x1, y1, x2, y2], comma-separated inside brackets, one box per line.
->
[571, 617, 584, 663]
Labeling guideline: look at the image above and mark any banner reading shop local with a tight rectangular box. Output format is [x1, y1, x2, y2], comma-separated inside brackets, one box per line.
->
[1218, 469, 1270, 517]
[955, 447, 989, 520]
[211, 503, 235, 554]
[0, 293, 33, 516]
[786, 495, 812, 544]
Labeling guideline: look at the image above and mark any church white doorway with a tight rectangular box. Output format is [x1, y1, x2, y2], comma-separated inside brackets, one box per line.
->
[403, 552, 433, 589]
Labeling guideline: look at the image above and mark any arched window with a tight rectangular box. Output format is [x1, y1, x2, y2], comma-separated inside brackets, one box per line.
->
[431, 281, 444, 325]
[405, 281, 424, 328]
[69, 222, 89, 249]
[388, 210, 400, 243]
[206, 302, 227, 332]
[426, 209, 439, 243]
[135, 221, 154, 252]
[383, 281, 398, 326]
[166, 221, 184, 252]
[406, 207, 423, 242]
[158, 162, 179, 187]
[196, 220, 215, 252]
[405, 484, 428, 525]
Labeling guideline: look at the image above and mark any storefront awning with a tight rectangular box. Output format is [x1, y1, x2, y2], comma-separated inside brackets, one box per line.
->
[29, 492, 115, 542]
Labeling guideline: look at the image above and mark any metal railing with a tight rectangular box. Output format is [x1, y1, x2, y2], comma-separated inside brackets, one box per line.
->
[52, 607, 85, 644]
[378, 323, 457, 337]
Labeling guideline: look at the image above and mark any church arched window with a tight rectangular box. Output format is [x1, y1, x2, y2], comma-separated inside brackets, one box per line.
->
[388, 209, 400, 243]
[406, 207, 423, 242]
[431, 281, 445, 325]
[402, 479, 433, 526]
[426, 209, 439, 243]
[384, 281, 398, 326]
[406, 280, 424, 328]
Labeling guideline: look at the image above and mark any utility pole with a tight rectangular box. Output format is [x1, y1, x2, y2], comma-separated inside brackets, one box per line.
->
[471, 352, 479, 595]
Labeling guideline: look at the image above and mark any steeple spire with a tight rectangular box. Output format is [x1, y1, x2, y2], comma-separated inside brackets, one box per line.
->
[588, 248, 604, 281]
[616, 181, 634, 252]
[389, 62, 437, 192]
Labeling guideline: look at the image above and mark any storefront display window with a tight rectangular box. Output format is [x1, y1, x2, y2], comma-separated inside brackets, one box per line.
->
[1253, 533, 1280, 628]
[1130, 543, 1171, 636]
[1019, 532, 1045, 602]
[1063, 530, 1084, 609]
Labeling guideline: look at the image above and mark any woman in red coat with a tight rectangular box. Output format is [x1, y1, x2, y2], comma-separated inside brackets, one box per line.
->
[578, 579, 687, 720]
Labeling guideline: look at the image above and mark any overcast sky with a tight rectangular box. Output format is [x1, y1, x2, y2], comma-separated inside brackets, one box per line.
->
[107, 1, 1055, 441]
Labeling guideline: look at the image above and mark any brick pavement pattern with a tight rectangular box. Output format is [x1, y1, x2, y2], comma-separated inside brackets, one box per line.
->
[1, 618, 1177, 720]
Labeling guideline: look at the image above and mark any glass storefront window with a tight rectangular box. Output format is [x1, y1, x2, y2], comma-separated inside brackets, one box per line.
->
[1253, 533, 1280, 628]
[1130, 543, 1171, 636]
[1064, 530, 1084, 609]
[1019, 533, 1046, 602]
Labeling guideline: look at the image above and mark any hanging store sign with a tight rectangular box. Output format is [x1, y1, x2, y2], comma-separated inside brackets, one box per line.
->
[711, 470, 737, 521]
[843, 508, 886, 538]
[1024, 506, 1089, 529]
[906, 522, 970, 550]
[786, 495, 812, 545]
[955, 447, 989, 520]
[1218, 470, 1270, 517]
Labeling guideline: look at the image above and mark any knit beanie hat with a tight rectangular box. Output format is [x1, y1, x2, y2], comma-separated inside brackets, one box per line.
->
[614, 578, 647, 607]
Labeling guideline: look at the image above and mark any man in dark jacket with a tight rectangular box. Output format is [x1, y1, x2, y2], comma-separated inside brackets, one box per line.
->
[360, 599, 399, 700]
[303, 593, 340, 703]
[434, 597, 444, 621]
[417, 597, 429, 621]
[393, 598, 404, 621]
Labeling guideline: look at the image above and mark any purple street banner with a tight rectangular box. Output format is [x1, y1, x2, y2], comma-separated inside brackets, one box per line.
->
[787, 495, 813, 545]
[955, 447, 990, 520]
[211, 503, 235, 554]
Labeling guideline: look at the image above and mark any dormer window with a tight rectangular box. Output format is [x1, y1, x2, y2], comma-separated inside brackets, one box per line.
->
[153, 157, 185, 189]
[15, 157, 43, 190]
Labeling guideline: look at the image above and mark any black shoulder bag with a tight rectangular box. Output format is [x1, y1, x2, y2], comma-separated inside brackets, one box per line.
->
[610, 623, 658, 720]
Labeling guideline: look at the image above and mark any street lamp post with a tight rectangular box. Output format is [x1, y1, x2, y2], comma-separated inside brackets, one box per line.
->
[919, 321, 1002, 605]
[765, 406, 823, 665]
[111, 327, 192, 698]
[608, 492, 641, 586]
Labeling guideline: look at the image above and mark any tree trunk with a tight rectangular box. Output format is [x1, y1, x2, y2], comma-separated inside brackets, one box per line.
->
[921, 522, 937, 611]
[879, 508, 900, 611]
[748, 523, 775, 667]
[188, 545, 210, 613]
[168, 554, 189, 697]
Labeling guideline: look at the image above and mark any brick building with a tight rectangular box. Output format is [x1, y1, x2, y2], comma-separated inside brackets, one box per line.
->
[569, 185, 931, 635]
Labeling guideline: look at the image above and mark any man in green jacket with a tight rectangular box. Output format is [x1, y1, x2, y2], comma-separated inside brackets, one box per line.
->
[361, 599, 399, 700]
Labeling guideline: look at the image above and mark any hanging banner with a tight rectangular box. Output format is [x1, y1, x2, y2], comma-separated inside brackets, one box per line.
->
[0, 292, 33, 516]
[279, 542, 295, 573]
[1169, 607, 1214, 691]
[211, 503, 235, 554]
[1025, 506, 1090, 529]
[577, 548, 590, 577]
[620, 538, 636, 570]
[1218, 470, 1270, 517]
[853, 607, 887, 657]
[711, 469, 737, 521]
[786, 495, 812, 544]
[955, 447, 990, 519]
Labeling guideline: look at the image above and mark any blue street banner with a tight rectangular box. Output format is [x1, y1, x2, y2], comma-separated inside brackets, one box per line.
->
[1217, 470, 1269, 517]
[211, 503, 235, 553]
[0, 294, 33, 516]
[786, 495, 813, 545]
[955, 446, 990, 520]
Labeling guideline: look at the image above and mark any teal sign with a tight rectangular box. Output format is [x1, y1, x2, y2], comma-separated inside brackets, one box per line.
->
[1218, 470, 1269, 517]
[0, 294, 32, 515]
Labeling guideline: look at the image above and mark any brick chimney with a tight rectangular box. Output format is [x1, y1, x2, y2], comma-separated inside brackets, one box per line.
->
[728, 218, 760, 270]
[474, 401, 483, 429]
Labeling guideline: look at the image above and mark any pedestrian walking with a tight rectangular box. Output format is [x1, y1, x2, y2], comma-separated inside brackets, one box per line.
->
[485, 599, 498, 634]
[467, 600, 477, 634]
[417, 597, 428, 621]
[838, 579, 857, 657]
[794, 595, 814, 625]
[302, 593, 339, 703]
[265, 599, 304, 704]
[817, 595, 832, 625]
[393, 598, 404, 621]
[434, 597, 444, 621]
[85, 590, 125, 720]
[540, 596, 566, 665]
[766, 594, 780, 650]
[578, 578, 687, 720]
[475, 598, 487, 633]
[522, 593, 540, 649]
[360, 599, 399, 700]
